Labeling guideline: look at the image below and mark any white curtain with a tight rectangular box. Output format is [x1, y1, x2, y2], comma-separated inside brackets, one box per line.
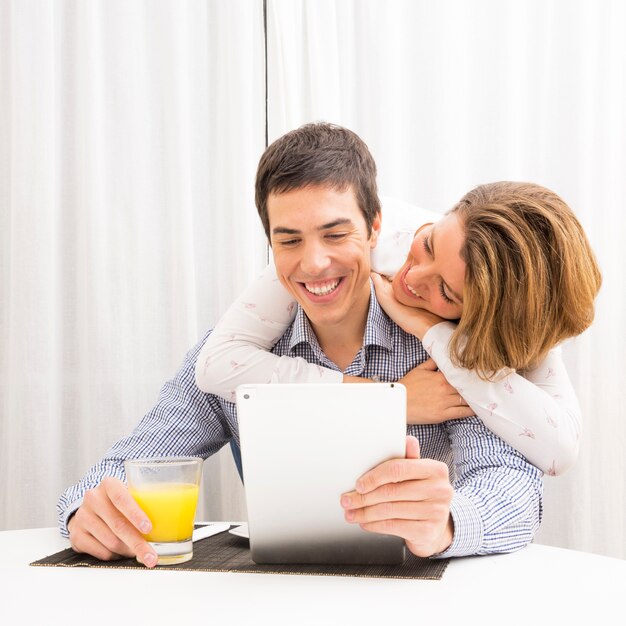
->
[2, 0, 625, 561]
[0, 0, 265, 529]
[267, 0, 626, 559]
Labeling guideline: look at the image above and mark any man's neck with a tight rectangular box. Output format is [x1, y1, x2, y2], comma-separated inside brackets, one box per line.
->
[310, 290, 371, 372]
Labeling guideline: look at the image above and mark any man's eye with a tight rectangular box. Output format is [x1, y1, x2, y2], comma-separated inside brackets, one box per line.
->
[277, 239, 300, 247]
[326, 233, 348, 241]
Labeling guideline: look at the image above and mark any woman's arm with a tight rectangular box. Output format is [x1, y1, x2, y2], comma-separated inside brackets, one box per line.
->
[372, 272, 581, 475]
[423, 322, 581, 476]
[194, 264, 343, 400]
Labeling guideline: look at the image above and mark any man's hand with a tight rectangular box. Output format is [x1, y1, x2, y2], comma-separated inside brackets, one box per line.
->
[400, 359, 474, 423]
[340, 436, 454, 557]
[67, 477, 158, 568]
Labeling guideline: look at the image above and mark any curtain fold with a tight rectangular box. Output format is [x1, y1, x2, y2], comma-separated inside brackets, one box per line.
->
[0, 0, 266, 529]
[2, 0, 624, 560]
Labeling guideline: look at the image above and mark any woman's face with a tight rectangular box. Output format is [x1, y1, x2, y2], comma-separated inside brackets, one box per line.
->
[391, 213, 466, 319]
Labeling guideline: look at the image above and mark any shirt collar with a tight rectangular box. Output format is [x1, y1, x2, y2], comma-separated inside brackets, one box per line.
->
[287, 280, 394, 356]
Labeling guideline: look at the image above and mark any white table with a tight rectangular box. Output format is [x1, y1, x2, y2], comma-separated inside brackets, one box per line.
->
[1, 527, 624, 625]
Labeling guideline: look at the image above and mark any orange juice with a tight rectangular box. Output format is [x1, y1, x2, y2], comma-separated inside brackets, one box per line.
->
[129, 482, 199, 542]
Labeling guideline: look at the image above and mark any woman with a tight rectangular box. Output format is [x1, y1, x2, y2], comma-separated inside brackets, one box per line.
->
[195, 182, 601, 476]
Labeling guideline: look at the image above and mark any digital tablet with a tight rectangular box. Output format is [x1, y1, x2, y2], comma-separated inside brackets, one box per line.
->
[236, 383, 407, 565]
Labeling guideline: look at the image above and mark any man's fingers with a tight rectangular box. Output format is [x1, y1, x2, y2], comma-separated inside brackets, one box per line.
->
[71, 531, 122, 562]
[82, 481, 158, 567]
[406, 435, 420, 460]
[69, 512, 126, 561]
[355, 457, 447, 495]
[96, 503, 157, 566]
[73, 507, 134, 557]
[344, 473, 451, 511]
[345, 500, 446, 525]
[102, 477, 152, 534]
[358, 518, 439, 546]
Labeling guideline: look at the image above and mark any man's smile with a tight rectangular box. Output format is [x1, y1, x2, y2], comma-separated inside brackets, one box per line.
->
[297, 276, 347, 302]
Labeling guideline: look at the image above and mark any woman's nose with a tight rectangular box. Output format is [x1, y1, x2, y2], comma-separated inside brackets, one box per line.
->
[405, 265, 432, 297]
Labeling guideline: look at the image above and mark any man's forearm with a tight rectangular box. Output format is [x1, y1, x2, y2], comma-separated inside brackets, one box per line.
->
[57, 332, 230, 536]
[437, 417, 543, 558]
[57, 458, 126, 537]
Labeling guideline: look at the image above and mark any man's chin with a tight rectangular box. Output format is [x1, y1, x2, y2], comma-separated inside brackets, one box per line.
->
[299, 304, 348, 330]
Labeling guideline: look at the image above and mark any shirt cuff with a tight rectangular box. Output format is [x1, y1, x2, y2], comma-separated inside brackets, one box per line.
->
[432, 490, 484, 558]
[59, 498, 83, 538]
[421, 321, 456, 358]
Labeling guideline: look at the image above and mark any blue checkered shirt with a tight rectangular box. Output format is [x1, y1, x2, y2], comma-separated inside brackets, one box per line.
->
[58, 288, 543, 557]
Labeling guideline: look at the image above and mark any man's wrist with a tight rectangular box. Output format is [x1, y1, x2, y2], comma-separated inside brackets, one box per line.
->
[436, 515, 454, 553]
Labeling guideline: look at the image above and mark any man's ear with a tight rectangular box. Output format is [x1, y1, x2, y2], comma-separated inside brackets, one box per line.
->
[369, 212, 382, 248]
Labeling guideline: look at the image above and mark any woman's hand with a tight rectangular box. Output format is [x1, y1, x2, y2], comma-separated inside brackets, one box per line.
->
[371, 272, 445, 340]
[399, 359, 474, 423]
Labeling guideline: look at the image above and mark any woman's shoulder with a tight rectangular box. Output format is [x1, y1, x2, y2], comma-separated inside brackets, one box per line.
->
[373, 197, 442, 277]
[379, 196, 442, 233]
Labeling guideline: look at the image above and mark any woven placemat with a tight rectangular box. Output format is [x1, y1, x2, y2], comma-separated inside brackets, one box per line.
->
[30, 526, 449, 580]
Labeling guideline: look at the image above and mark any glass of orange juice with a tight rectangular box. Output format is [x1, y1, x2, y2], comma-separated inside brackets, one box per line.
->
[125, 457, 203, 565]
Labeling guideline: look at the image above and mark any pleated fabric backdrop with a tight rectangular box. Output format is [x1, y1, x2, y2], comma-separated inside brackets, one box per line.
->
[1, 0, 624, 559]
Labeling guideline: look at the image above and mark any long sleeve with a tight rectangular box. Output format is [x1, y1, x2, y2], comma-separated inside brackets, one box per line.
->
[194, 263, 343, 400]
[422, 322, 581, 475]
[57, 332, 232, 537]
[194, 198, 441, 400]
[437, 417, 543, 557]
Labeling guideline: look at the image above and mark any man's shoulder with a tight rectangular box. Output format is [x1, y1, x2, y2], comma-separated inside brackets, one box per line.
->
[269, 300, 427, 363]
[366, 291, 426, 352]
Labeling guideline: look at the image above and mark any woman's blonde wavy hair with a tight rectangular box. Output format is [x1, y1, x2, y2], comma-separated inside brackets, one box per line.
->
[448, 181, 602, 378]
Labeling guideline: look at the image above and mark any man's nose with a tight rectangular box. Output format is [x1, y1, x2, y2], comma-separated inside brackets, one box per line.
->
[300, 242, 332, 276]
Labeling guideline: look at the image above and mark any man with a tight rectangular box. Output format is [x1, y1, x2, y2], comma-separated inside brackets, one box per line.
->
[58, 123, 542, 567]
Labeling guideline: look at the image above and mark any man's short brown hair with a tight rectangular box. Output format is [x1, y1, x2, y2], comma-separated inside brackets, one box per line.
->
[255, 122, 381, 238]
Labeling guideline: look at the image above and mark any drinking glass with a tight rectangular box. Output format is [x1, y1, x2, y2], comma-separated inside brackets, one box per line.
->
[125, 457, 203, 565]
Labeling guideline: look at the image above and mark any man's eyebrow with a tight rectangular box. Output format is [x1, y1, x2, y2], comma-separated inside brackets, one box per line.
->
[430, 227, 464, 303]
[272, 218, 354, 236]
[318, 218, 353, 230]
[272, 226, 300, 236]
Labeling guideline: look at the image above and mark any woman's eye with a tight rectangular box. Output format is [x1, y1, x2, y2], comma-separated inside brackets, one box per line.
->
[438, 282, 454, 304]
[422, 235, 432, 256]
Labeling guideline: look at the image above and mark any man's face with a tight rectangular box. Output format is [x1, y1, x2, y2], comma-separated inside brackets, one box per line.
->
[267, 184, 381, 332]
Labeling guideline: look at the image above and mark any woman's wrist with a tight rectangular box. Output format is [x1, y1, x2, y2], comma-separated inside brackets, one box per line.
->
[422, 320, 457, 351]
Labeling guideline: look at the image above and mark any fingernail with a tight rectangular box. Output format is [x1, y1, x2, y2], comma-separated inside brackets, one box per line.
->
[143, 553, 157, 567]
[139, 520, 151, 534]
[341, 495, 351, 508]
[345, 510, 355, 522]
